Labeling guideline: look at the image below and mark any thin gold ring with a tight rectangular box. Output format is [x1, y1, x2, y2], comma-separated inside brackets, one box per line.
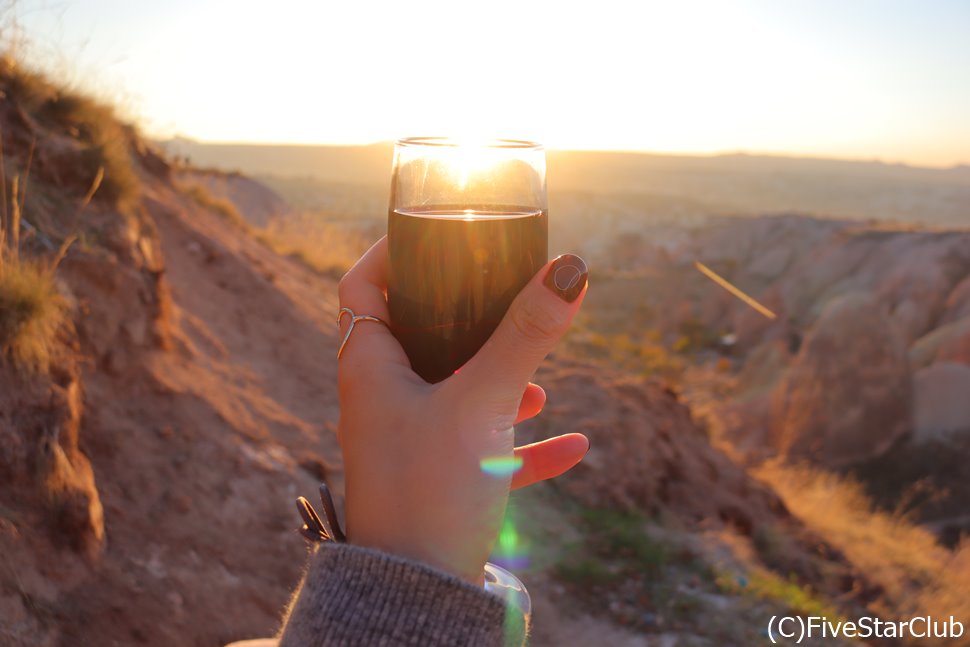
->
[336, 307, 389, 359]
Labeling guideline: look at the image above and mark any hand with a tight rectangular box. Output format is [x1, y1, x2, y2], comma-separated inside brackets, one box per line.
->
[336, 237, 590, 583]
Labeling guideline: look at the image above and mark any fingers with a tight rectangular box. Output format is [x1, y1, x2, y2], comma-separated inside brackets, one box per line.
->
[514, 383, 546, 425]
[339, 237, 391, 320]
[511, 433, 589, 490]
[337, 237, 411, 372]
[453, 254, 588, 408]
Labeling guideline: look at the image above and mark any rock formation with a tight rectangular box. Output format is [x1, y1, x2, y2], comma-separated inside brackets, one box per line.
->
[521, 358, 790, 534]
[770, 293, 912, 467]
[912, 362, 970, 442]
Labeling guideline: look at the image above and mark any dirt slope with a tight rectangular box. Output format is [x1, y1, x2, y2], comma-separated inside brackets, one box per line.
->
[58, 183, 345, 646]
[176, 169, 291, 227]
[0, 60, 348, 642]
[2, 164, 347, 645]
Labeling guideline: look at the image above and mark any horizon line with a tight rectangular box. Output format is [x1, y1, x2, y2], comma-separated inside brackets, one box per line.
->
[157, 137, 969, 171]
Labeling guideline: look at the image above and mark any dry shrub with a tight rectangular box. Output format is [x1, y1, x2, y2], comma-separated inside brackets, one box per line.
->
[0, 52, 53, 107]
[1, 54, 139, 211]
[917, 543, 970, 623]
[182, 183, 248, 230]
[0, 97, 69, 374]
[756, 462, 970, 624]
[39, 94, 139, 210]
[566, 327, 686, 380]
[0, 257, 64, 371]
[257, 214, 371, 279]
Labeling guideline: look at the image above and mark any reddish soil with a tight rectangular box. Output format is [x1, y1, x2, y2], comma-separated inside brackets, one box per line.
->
[2, 151, 348, 645]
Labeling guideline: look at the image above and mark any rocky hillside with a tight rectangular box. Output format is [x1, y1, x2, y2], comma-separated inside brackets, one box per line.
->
[0, 59, 341, 645]
[578, 211, 970, 546]
[176, 168, 292, 227]
[686, 216, 970, 468]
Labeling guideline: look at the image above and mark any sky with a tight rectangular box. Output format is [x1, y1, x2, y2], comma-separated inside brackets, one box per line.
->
[8, 0, 970, 166]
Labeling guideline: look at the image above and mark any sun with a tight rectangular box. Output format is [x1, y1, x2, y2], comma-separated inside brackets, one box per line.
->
[449, 139, 507, 190]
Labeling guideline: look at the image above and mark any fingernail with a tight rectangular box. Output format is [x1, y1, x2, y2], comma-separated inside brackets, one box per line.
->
[543, 254, 588, 303]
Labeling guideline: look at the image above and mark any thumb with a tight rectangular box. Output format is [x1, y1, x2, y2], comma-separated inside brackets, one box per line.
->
[453, 254, 588, 407]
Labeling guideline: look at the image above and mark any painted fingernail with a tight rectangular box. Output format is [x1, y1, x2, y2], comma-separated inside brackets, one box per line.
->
[543, 254, 588, 303]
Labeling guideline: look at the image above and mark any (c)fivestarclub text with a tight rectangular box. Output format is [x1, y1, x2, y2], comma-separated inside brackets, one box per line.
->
[767, 615, 964, 643]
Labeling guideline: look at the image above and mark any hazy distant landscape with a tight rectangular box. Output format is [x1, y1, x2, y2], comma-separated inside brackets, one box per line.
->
[161, 138, 970, 227]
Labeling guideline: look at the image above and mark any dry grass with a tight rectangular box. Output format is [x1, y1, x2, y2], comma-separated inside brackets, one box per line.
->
[1, 54, 139, 211]
[714, 566, 839, 619]
[40, 94, 139, 210]
[182, 183, 249, 230]
[182, 184, 374, 285]
[0, 114, 70, 373]
[256, 214, 371, 279]
[756, 462, 970, 623]
[0, 258, 64, 371]
[566, 325, 687, 381]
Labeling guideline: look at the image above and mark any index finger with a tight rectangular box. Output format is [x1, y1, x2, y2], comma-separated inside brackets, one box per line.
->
[337, 237, 411, 372]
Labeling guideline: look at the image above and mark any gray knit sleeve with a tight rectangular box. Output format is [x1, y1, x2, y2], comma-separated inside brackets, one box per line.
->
[277, 543, 526, 646]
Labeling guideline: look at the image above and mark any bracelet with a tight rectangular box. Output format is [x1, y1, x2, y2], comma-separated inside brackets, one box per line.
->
[296, 483, 346, 543]
[484, 562, 532, 619]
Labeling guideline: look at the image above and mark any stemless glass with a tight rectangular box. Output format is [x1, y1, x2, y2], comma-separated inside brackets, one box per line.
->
[387, 138, 548, 383]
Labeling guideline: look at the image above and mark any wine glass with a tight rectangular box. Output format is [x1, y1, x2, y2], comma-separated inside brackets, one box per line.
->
[387, 137, 548, 383]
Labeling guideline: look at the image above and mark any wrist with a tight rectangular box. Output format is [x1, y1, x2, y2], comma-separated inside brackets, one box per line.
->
[347, 529, 486, 585]
[282, 543, 526, 647]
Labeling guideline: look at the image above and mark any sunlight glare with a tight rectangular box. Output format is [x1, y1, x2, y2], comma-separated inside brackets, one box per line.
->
[13, 0, 970, 165]
[451, 139, 505, 190]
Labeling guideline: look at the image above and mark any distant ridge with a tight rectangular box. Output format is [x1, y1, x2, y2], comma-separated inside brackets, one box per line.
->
[161, 139, 394, 185]
[158, 139, 970, 226]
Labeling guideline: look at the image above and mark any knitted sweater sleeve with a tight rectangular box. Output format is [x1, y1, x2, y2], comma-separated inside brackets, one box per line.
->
[277, 542, 526, 647]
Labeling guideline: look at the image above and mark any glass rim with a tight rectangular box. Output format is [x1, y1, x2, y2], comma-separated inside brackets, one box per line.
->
[395, 136, 543, 151]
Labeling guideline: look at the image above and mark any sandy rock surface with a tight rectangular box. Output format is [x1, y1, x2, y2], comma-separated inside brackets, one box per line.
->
[913, 362, 970, 442]
[771, 293, 912, 467]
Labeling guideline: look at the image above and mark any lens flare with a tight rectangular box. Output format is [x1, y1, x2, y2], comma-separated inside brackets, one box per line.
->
[480, 455, 523, 477]
[499, 525, 519, 553]
[491, 511, 530, 571]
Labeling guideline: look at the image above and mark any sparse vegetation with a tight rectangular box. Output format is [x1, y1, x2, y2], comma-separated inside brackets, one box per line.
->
[672, 317, 723, 354]
[256, 213, 372, 279]
[547, 501, 852, 643]
[576, 507, 674, 571]
[851, 436, 970, 544]
[1, 55, 139, 211]
[554, 546, 624, 587]
[181, 179, 371, 280]
[568, 327, 686, 380]
[714, 567, 838, 619]
[0, 157, 66, 371]
[182, 183, 249, 230]
[0, 256, 64, 370]
[43, 97, 138, 209]
[751, 522, 795, 573]
[0, 73, 99, 372]
[757, 462, 970, 624]
[552, 506, 680, 590]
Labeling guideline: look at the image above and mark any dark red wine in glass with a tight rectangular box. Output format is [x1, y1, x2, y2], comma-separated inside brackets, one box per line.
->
[387, 139, 548, 383]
